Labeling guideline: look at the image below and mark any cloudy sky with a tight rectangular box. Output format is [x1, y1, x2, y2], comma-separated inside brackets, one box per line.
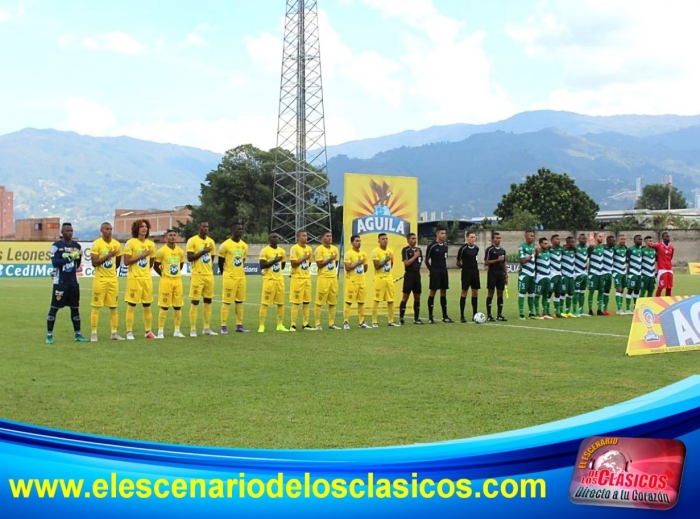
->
[1, 0, 699, 152]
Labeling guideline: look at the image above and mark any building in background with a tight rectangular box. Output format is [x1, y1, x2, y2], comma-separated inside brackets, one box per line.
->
[14, 217, 61, 241]
[114, 207, 191, 243]
[0, 186, 13, 238]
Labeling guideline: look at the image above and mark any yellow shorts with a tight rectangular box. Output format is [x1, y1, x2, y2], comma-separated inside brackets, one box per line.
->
[189, 274, 214, 300]
[158, 277, 184, 308]
[345, 280, 366, 304]
[315, 277, 338, 306]
[373, 277, 394, 302]
[290, 277, 312, 304]
[261, 278, 285, 306]
[92, 276, 119, 308]
[222, 277, 246, 303]
[125, 277, 153, 305]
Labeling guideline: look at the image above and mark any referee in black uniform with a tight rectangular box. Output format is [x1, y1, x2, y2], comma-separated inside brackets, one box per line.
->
[456, 231, 480, 323]
[425, 226, 454, 323]
[399, 232, 423, 325]
[484, 232, 508, 322]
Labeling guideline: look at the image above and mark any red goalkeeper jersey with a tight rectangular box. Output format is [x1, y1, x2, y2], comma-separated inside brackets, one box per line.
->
[652, 242, 674, 270]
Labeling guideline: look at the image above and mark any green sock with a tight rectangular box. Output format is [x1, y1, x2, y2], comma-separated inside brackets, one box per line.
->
[543, 298, 549, 315]
[588, 291, 594, 312]
[518, 295, 525, 316]
[616, 294, 623, 311]
[597, 292, 604, 310]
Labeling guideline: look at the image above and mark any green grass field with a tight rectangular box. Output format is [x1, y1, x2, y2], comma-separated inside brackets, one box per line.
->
[1, 272, 699, 450]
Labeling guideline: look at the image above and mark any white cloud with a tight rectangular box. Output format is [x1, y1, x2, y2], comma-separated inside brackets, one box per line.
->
[0, 10, 9, 23]
[69, 31, 145, 54]
[180, 23, 214, 48]
[58, 99, 117, 135]
[245, 32, 281, 74]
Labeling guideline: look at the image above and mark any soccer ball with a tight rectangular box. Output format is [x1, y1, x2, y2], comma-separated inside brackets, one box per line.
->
[473, 312, 486, 324]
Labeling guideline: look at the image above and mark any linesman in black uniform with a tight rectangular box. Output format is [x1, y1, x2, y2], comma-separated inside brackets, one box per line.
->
[456, 231, 480, 323]
[425, 226, 454, 323]
[484, 232, 508, 322]
[399, 232, 424, 325]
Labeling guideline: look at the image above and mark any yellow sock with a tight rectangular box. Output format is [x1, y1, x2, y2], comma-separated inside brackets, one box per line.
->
[235, 303, 244, 326]
[109, 307, 118, 333]
[221, 303, 230, 327]
[203, 303, 212, 329]
[387, 302, 394, 323]
[291, 304, 299, 327]
[91, 308, 99, 334]
[158, 308, 167, 330]
[173, 309, 182, 329]
[343, 303, 351, 322]
[314, 305, 322, 327]
[302, 304, 310, 326]
[358, 303, 365, 323]
[328, 305, 336, 326]
[372, 301, 379, 323]
[276, 305, 284, 326]
[143, 305, 153, 333]
[259, 305, 268, 327]
[126, 305, 135, 332]
[189, 304, 198, 331]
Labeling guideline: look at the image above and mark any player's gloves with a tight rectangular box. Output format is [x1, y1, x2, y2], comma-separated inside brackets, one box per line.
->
[62, 252, 71, 259]
[71, 251, 81, 260]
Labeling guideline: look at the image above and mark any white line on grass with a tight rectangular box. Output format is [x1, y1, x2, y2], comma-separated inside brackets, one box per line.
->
[496, 324, 627, 338]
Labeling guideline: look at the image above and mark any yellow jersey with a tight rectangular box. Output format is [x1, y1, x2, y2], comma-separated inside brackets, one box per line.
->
[344, 249, 367, 283]
[123, 238, 156, 279]
[91, 237, 122, 278]
[372, 246, 394, 280]
[290, 244, 313, 279]
[218, 238, 248, 279]
[156, 244, 186, 278]
[260, 245, 287, 281]
[187, 235, 216, 276]
[315, 244, 340, 279]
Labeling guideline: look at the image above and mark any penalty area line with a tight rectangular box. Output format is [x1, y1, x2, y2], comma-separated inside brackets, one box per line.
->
[496, 324, 627, 338]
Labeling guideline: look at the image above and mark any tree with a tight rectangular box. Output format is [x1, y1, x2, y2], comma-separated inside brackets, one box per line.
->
[498, 208, 539, 231]
[635, 183, 687, 210]
[494, 167, 599, 229]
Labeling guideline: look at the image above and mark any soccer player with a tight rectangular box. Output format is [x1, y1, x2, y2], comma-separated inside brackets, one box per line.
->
[574, 233, 590, 317]
[154, 230, 186, 338]
[314, 230, 340, 330]
[45, 222, 89, 344]
[425, 226, 453, 323]
[258, 232, 288, 333]
[612, 235, 628, 315]
[484, 232, 507, 322]
[517, 230, 536, 320]
[626, 235, 644, 313]
[653, 232, 675, 296]
[548, 234, 564, 318]
[534, 237, 552, 319]
[640, 236, 658, 298]
[90, 222, 124, 341]
[587, 232, 606, 316]
[601, 235, 615, 315]
[218, 223, 249, 333]
[187, 221, 217, 337]
[343, 234, 369, 329]
[123, 219, 157, 340]
[561, 236, 577, 317]
[372, 233, 399, 327]
[399, 233, 423, 325]
[289, 230, 314, 331]
[456, 231, 480, 323]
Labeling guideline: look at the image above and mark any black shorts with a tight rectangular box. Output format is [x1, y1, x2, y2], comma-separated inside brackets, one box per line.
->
[461, 269, 481, 290]
[428, 268, 449, 291]
[51, 283, 80, 308]
[487, 271, 506, 291]
[402, 271, 422, 295]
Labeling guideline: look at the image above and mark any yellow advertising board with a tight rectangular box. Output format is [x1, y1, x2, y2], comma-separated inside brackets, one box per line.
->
[688, 263, 700, 275]
[343, 173, 418, 316]
[626, 296, 700, 356]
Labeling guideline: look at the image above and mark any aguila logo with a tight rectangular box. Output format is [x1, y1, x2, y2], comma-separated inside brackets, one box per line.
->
[350, 179, 411, 237]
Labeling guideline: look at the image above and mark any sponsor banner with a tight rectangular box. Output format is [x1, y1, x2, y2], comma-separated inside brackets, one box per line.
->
[507, 262, 520, 273]
[626, 295, 700, 355]
[343, 173, 418, 314]
[688, 262, 700, 275]
[569, 436, 685, 510]
[0, 242, 53, 265]
[0, 263, 55, 278]
[243, 263, 318, 276]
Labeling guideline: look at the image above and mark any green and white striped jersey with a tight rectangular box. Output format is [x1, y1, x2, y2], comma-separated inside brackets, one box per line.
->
[562, 247, 576, 278]
[612, 245, 627, 275]
[601, 245, 614, 275]
[549, 245, 563, 277]
[627, 245, 643, 276]
[574, 244, 589, 276]
[518, 242, 536, 277]
[641, 247, 657, 277]
[588, 244, 605, 276]
[535, 249, 551, 281]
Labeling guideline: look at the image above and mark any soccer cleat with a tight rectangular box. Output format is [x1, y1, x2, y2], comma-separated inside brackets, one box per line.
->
[565, 313, 576, 319]
[428, 318, 437, 324]
[289, 325, 297, 332]
[173, 330, 186, 338]
[460, 317, 468, 324]
[328, 324, 341, 330]
[519, 315, 526, 320]
[235, 325, 250, 333]
[144, 331, 156, 339]
[203, 328, 218, 336]
[529, 313, 538, 320]
[359, 322, 371, 329]
[615, 310, 625, 316]
[579, 312, 590, 317]
[442, 317, 455, 323]
[190, 330, 197, 338]
[126, 332, 135, 340]
[276, 325, 290, 332]
[343, 322, 350, 330]
[413, 319, 424, 325]
[603, 310, 613, 316]
[90, 333, 98, 342]
[220, 326, 228, 335]
[156, 331, 165, 339]
[46, 335, 54, 345]
[487, 316, 496, 322]
[555, 314, 564, 319]
[111, 333, 125, 341]
[258, 326, 265, 333]
[315, 325, 323, 331]
[371, 323, 379, 328]
[75, 334, 89, 343]
[303, 325, 315, 331]
[497, 316, 507, 322]
[399, 319, 405, 326]
[597, 310, 605, 316]
[626, 309, 635, 315]
[543, 314, 554, 320]
[388, 322, 401, 327]
[589, 310, 595, 316]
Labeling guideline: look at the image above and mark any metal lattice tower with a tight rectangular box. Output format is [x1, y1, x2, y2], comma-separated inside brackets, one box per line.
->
[271, 0, 331, 243]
